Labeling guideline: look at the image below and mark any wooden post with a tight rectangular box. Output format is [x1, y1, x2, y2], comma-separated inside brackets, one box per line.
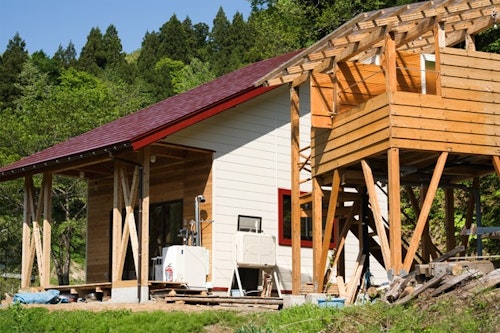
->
[388, 148, 402, 274]
[318, 169, 341, 291]
[384, 31, 397, 94]
[493, 156, 500, 180]
[445, 188, 456, 252]
[112, 161, 123, 283]
[21, 176, 33, 289]
[312, 176, 323, 292]
[290, 85, 301, 295]
[434, 21, 445, 96]
[403, 152, 448, 272]
[361, 160, 391, 269]
[141, 148, 151, 288]
[41, 173, 52, 287]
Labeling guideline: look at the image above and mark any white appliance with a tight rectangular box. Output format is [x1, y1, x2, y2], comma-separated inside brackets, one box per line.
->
[234, 231, 276, 268]
[162, 245, 209, 290]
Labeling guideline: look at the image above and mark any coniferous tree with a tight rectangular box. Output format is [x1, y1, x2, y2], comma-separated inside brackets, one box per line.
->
[208, 7, 232, 76]
[103, 24, 126, 67]
[78, 27, 106, 74]
[158, 14, 191, 63]
[0, 33, 29, 110]
[227, 12, 254, 71]
[192, 22, 210, 61]
[53, 41, 77, 69]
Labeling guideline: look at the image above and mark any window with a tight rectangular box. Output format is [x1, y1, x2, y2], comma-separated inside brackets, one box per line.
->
[237, 215, 262, 233]
[278, 188, 336, 248]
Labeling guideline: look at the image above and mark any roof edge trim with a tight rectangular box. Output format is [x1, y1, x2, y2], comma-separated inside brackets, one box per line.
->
[130, 85, 278, 150]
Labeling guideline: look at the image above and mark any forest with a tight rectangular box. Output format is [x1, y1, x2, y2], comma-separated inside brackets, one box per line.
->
[0, 0, 498, 291]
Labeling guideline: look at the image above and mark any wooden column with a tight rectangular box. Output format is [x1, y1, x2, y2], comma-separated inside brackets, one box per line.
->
[361, 160, 391, 269]
[141, 148, 151, 288]
[112, 161, 123, 283]
[312, 176, 322, 292]
[493, 156, 500, 180]
[290, 85, 301, 294]
[21, 174, 53, 289]
[434, 21, 445, 96]
[388, 148, 402, 274]
[318, 169, 340, 291]
[403, 152, 448, 272]
[384, 31, 397, 94]
[41, 173, 52, 287]
[445, 188, 456, 252]
[21, 176, 34, 289]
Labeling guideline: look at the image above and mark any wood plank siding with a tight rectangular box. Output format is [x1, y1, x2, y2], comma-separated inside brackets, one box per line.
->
[86, 149, 213, 283]
[312, 48, 500, 177]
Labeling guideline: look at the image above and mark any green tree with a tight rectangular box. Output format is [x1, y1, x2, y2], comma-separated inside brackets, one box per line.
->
[173, 57, 215, 94]
[0, 33, 29, 110]
[208, 7, 232, 76]
[53, 41, 77, 69]
[158, 15, 192, 63]
[78, 27, 106, 75]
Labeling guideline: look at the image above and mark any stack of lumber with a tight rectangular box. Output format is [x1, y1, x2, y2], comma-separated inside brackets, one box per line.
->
[384, 260, 499, 305]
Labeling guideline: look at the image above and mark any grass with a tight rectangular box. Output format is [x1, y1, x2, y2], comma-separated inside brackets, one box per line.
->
[0, 289, 498, 332]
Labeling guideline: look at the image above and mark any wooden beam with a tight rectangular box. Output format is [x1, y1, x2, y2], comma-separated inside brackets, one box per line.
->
[141, 148, 151, 287]
[318, 169, 341, 291]
[312, 176, 323, 292]
[445, 188, 456, 252]
[403, 152, 448, 272]
[21, 176, 33, 289]
[332, 200, 360, 269]
[290, 85, 301, 295]
[112, 161, 123, 282]
[461, 177, 478, 254]
[493, 156, 500, 180]
[388, 148, 402, 274]
[384, 32, 397, 94]
[361, 160, 391, 269]
[41, 173, 52, 287]
[434, 21, 445, 96]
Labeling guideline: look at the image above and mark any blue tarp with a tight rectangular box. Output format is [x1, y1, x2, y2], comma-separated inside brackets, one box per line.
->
[12, 289, 66, 304]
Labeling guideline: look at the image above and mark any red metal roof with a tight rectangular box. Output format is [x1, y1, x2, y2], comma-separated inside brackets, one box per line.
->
[0, 51, 300, 180]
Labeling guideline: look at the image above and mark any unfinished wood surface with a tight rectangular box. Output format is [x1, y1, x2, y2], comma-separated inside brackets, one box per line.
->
[313, 96, 391, 174]
[291, 85, 302, 294]
[311, 72, 334, 128]
[396, 270, 447, 305]
[345, 253, 366, 305]
[318, 169, 340, 291]
[141, 149, 150, 287]
[332, 200, 360, 269]
[403, 152, 448, 272]
[361, 160, 391, 268]
[388, 148, 402, 273]
[20, 174, 53, 289]
[493, 156, 500, 179]
[312, 177, 323, 291]
[445, 188, 456, 252]
[41, 173, 52, 287]
[384, 32, 397, 93]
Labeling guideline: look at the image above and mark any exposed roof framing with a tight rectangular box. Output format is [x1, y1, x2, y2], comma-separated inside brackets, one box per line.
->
[257, 0, 499, 87]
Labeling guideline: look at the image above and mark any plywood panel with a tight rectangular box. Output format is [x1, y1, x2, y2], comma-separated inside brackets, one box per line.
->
[312, 95, 391, 175]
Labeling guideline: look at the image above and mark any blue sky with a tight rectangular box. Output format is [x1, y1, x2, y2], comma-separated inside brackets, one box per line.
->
[0, 0, 252, 55]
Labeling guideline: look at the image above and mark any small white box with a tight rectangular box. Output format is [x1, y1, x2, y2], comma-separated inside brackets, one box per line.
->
[234, 232, 276, 268]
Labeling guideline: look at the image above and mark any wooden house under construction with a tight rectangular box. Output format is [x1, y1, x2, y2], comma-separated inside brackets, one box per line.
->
[0, 0, 498, 303]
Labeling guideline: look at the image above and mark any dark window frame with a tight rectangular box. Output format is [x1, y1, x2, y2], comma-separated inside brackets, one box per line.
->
[278, 188, 336, 248]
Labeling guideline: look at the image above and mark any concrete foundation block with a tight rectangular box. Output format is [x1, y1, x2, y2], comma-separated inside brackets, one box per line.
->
[282, 294, 305, 308]
[305, 293, 327, 305]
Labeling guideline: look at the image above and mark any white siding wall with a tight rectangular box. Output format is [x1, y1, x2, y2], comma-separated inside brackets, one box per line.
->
[166, 85, 313, 290]
[166, 83, 387, 290]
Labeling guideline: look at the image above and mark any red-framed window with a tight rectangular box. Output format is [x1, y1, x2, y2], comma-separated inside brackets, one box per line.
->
[278, 188, 336, 248]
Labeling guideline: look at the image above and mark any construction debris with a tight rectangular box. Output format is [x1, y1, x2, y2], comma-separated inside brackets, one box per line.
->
[384, 261, 499, 305]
